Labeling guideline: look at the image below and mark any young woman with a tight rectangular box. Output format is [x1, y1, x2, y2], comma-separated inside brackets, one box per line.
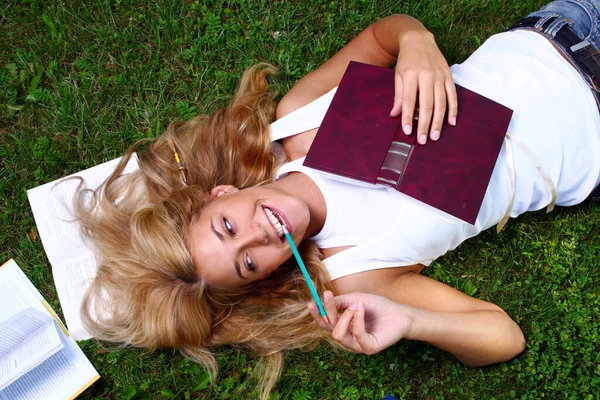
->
[78, 1, 600, 398]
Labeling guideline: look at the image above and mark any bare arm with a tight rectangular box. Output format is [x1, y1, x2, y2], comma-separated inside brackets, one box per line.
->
[310, 269, 525, 366]
[406, 300, 525, 366]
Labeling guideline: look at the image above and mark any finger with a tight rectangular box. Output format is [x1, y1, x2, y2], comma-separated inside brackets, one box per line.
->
[416, 77, 434, 145]
[390, 72, 403, 117]
[331, 304, 356, 339]
[334, 292, 364, 309]
[331, 305, 363, 352]
[429, 81, 447, 141]
[446, 79, 458, 126]
[307, 302, 331, 331]
[323, 290, 338, 326]
[349, 300, 376, 354]
[401, 72, 418, 136]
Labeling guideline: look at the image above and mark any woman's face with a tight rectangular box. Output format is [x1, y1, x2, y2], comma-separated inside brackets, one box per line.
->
[188, 185, 310, 288]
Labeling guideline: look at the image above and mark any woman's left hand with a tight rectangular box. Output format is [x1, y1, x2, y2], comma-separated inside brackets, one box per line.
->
[308, 291, 414, 355]
[390, 30, 458, 145]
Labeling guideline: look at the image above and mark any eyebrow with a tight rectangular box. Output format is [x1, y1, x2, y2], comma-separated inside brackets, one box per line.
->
[210, 219, 224, 241]
[233, 260, 245, 280]
[210, 219, 246, 280]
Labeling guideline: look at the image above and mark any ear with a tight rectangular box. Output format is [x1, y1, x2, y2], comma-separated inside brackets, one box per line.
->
[209, 185, 239, 199]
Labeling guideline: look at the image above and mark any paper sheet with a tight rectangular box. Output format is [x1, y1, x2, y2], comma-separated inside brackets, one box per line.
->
[27, 156, 139, 339]
[0, 308, 64, 391]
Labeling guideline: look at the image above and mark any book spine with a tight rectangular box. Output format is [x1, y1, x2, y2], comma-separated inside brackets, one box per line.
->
[376, 140, 414, 189]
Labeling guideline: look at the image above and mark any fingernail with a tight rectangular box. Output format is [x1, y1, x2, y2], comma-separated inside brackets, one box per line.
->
[432, 130, 440, 141]
[451, 116, 457, 126]
[349, 302, 359, 311]
[403, 124, 412, 135]
[418, 135, 426, 145]
[357, 301, 364, 311]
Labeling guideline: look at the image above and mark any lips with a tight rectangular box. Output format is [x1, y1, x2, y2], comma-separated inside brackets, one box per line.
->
[262, 206, 289, 241]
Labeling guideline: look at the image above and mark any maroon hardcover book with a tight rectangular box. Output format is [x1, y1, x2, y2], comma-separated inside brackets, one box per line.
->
[303, 61, 513, 224]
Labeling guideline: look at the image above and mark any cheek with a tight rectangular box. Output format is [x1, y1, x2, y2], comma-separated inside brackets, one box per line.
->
[260, 248, 291, 274]
[286, 201, 310, 235]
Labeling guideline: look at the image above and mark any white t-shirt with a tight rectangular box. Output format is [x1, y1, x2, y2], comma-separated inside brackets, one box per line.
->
[271, 31, 600, 280]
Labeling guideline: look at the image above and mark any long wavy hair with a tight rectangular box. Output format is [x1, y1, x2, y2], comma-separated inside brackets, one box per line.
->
[76, 64, 337, 398]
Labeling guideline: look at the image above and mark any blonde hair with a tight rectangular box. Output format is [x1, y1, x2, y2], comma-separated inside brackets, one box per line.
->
[77, 64, 337, 398]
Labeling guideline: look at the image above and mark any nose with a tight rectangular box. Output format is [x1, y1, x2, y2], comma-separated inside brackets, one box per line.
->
[240, 222, 268, 247]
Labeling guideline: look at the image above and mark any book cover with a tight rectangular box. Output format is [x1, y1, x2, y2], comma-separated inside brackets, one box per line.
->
[303, 61, 513, 224]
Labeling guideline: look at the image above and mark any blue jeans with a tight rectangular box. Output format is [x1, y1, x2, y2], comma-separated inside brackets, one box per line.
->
[509, 0, 600, 107]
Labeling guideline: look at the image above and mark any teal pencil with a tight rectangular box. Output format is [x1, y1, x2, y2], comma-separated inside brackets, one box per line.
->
[282, 226, 329, 323]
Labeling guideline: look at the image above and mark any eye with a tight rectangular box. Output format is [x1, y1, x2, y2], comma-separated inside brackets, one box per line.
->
[245, 253, 256, 272]
[223, 218, 235, 235]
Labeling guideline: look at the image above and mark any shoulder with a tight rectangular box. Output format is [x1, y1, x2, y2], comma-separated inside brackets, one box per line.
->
[274, 22, 397, 157]
[275, 87, 325, 160]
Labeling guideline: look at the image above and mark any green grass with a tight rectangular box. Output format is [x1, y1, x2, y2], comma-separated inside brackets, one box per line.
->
[2, 0, 599, 398]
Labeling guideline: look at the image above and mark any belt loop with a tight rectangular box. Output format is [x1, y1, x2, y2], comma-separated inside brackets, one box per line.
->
[546, 19, 570, 37]
[535, 15, 554, 30]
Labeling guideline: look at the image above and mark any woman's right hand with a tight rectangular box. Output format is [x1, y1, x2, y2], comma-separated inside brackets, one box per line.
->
[308, 291, 414, 355]
[389, 29, 458, 145]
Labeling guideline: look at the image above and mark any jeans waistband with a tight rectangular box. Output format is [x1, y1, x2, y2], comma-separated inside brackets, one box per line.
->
[508, 16, 600, 108]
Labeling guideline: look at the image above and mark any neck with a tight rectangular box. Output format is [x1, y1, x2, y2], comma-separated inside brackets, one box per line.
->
[268, 172, 326, 240]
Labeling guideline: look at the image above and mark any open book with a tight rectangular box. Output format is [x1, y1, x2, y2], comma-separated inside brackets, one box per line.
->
[27, 156, 139, 341]
[0, 259, 99, 399]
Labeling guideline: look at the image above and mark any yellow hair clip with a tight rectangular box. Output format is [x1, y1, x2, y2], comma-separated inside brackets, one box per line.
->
[174, 152, 188, 185]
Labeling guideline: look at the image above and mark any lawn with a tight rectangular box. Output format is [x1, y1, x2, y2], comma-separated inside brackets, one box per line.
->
[1, 0, 599, 399]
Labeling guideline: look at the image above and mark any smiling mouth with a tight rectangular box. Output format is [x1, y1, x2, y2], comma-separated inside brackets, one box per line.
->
[263, 206, 286, 240]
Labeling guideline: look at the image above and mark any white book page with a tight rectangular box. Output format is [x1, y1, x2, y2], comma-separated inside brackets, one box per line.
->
[0, 308, 64, 391]
[26, 156, 139, 266]
[27, 156, 139, 339]
[0, 333, 99, 400]
[0, 261, 47, 323]
[51, 253, 99, 341]
[0, 260, 100, 399]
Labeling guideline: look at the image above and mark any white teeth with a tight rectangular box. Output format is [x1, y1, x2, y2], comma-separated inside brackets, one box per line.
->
[264, 207, 284, 237]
